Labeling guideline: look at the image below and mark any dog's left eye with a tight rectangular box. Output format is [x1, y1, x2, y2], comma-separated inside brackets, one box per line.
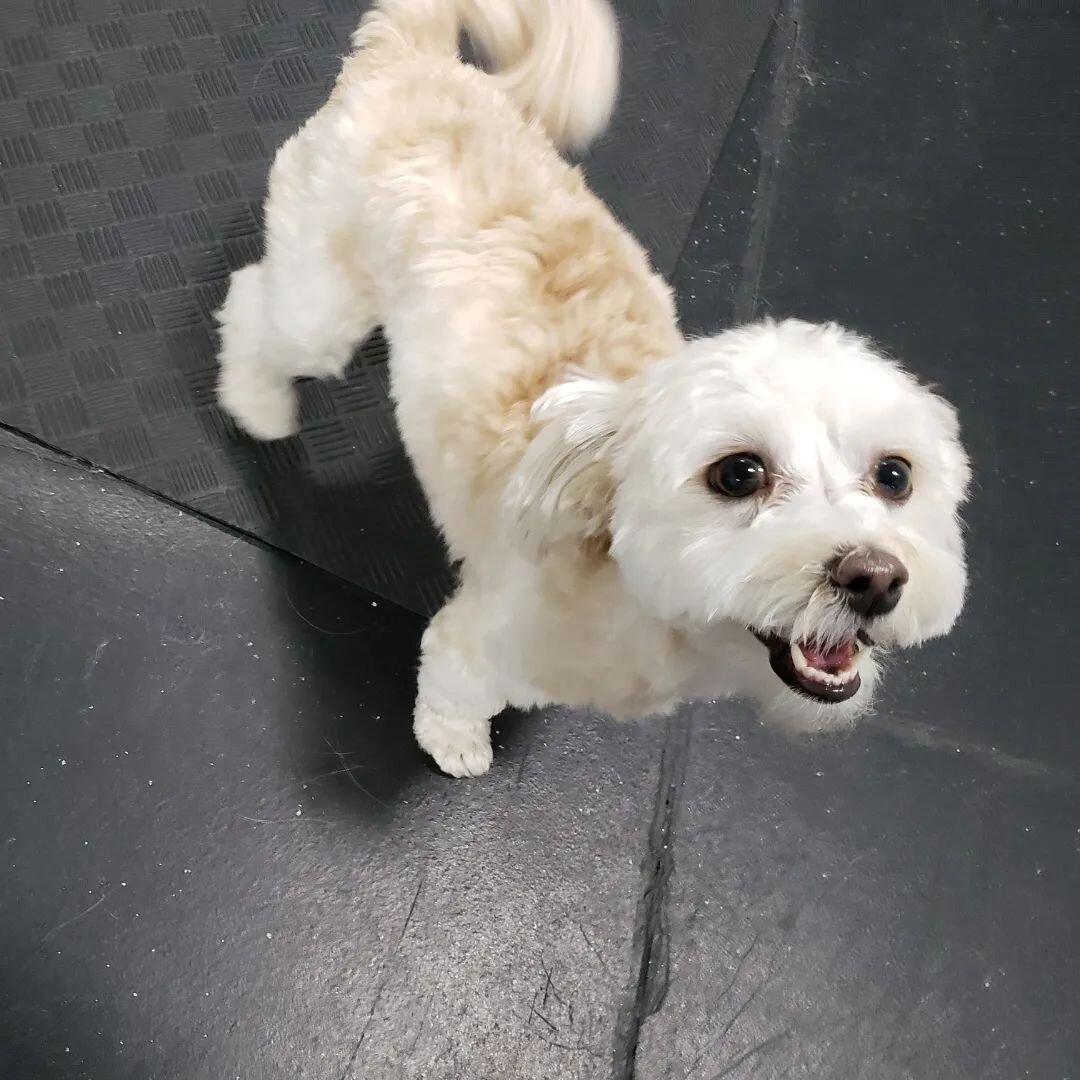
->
[873, 456, 913, 501]
[707, 453, 768, 498]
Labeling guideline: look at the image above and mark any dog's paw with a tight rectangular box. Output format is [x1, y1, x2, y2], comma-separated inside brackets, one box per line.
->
[220, 377, 298, 441]
[415, 716, 493, 778]
[241, 397, 299, 441]
[436, 738, 494, 778]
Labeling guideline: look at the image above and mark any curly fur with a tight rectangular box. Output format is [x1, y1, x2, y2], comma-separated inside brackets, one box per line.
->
[216, 0, 970, 776]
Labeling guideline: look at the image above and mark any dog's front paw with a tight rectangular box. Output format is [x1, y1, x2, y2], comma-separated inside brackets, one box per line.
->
[414, 711, 493, 778]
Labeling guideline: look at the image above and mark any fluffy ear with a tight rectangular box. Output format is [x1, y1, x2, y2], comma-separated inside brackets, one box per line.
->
[927, 392, 972, 505]
[506, 376, 627, 559]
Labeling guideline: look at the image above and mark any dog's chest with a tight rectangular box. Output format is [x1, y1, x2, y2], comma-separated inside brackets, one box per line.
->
[494, 573, 700, 717]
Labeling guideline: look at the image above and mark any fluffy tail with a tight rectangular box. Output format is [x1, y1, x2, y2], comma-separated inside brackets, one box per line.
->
[352, 0, 620, 151]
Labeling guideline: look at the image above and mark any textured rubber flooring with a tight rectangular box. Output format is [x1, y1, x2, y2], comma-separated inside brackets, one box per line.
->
[4, 2, 1080, 1078]
[0, 0, 777, 615]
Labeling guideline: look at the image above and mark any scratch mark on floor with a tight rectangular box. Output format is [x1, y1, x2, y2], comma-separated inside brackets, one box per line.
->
[40, 892, 108, 944]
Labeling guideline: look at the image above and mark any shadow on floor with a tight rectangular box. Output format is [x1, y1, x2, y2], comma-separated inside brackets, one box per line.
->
[221, 400, 534, 814]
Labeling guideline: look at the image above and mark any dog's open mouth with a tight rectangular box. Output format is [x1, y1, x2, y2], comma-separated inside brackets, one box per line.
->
[752, 630, 872, 703]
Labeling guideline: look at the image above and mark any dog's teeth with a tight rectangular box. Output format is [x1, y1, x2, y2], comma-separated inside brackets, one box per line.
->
[790, 641, 859, 686]
[791, 642, 811, 676]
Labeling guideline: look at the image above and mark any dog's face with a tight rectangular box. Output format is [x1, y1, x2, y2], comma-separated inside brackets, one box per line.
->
[514, 319, 970, 727]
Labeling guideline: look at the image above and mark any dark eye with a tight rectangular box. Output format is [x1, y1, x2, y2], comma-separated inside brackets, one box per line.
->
[874, 456, 912, 501]
[706, 453, 768, 498]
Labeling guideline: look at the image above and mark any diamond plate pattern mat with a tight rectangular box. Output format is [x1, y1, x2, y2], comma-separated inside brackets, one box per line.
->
[0, 0, 775, 615]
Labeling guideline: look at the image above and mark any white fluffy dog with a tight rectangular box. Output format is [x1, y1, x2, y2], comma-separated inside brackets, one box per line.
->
[217, 0, 971, 776]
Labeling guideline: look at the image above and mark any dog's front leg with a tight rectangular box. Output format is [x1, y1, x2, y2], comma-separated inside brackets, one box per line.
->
[413, 587, 505, 778]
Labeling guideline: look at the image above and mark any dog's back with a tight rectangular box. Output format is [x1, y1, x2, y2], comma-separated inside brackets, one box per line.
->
[218, 0, 679, 559]
[327, 0, 681, 555]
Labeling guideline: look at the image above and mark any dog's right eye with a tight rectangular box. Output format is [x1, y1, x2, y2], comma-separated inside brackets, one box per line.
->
[706, 453, 768, 498]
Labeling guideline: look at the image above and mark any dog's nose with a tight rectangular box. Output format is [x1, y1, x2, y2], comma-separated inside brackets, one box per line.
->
[829, 547, 909, 617]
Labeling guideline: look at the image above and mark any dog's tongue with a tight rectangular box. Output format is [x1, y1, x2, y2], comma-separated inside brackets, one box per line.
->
[801, 639, 856, 673]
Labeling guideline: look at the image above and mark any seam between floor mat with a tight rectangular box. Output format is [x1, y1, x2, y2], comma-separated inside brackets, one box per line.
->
[611, 711, 693, 1080]
[0, 418, 421, 623]
[611, 7, 807, 1075]
[733, 0, 810, 322]
[663, 1, 788, 290]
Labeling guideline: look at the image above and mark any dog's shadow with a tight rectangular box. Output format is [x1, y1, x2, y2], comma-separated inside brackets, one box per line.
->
[217, 356, 532, 818]
[227, 367, 433, 817]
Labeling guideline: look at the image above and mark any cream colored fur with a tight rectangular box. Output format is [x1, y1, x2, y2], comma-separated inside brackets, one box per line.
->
[216, 0, 970, 776]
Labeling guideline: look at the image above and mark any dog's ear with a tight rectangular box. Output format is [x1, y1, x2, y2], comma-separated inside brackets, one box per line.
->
[927, 392, 972, 505]
[506, 376, 627, 559]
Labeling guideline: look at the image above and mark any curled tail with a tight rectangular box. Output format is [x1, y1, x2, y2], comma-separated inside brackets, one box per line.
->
[352, 0, 620, 151]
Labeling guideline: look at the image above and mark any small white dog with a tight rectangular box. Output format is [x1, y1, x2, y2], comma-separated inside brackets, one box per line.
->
[217, 0, 971, 776]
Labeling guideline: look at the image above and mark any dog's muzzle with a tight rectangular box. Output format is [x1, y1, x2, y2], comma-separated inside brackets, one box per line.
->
[750, 546, 905, 703]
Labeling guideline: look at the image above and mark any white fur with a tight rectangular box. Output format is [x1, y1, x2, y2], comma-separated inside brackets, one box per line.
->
[216, 0, 971, 777]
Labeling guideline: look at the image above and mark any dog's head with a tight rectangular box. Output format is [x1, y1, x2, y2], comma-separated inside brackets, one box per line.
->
[510, 319, 970, 727]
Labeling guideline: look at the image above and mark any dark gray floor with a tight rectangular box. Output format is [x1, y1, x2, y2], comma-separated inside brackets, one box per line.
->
[2, 0, 1080, 1078]
[645, 4, 1080, 1076]
[0, 429, 672, 1079]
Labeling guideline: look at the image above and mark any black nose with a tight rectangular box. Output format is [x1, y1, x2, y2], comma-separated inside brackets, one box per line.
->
[829, 547, 909, 618]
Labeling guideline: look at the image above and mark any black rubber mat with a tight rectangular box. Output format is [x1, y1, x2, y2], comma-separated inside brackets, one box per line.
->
[5, 2, 1080, 1077]
[0, 0, 777, 615]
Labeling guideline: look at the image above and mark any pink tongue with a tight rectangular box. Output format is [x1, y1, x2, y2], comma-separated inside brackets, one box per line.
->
[801, 640, 856, 673]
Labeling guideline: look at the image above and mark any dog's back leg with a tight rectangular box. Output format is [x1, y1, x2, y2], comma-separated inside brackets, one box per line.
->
[216, 262, 299, 440]
[216, 126, 379, 440]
